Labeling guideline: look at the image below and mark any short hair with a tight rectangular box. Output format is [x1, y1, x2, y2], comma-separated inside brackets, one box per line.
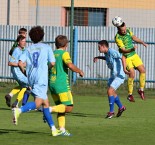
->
[29, 26, 44, 43]
[16, 35, 26, 43]
[18, 28, 27, 34]
[55, 35, 68, 48]
[117, 22, 126, 29]
[98, 40, 109, 48]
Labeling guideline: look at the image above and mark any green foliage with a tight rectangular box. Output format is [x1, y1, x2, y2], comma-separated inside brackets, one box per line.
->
[0, 82, 155, 145]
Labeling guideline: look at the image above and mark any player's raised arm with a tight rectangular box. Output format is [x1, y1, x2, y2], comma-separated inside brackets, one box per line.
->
[132, 35, 148, 47]
[93, 56, 106, 63]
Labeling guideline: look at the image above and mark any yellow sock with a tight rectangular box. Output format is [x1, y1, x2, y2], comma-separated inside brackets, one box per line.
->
[57, 113, 65, 129]
[139, 73, 146, 90]
[128, 78, 134, 95]
[10, 86, 21, 96]
[52, 104, 66, 113]
[16, 88, 27, 102]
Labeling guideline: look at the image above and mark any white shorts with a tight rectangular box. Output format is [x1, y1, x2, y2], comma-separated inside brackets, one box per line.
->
[108, 77, 125, 90]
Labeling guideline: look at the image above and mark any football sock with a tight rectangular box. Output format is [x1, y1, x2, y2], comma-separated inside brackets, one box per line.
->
[21, 102, 36, 113]
[43, 108, 55, 128]
[17, 88, 27, 102]
[139, 73, 145, 90]
[51, 104, 66, 113]
[10, 86, 21, 96]
[22, 92, 30, 106]
[108, 96, 115, 112]
[58, 113, 65, 129]
[115, 96, 123, 109]
[128, 78, 134, 95]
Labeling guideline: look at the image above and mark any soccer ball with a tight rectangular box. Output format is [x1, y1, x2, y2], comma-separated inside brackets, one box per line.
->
[112, 16, 123, 27]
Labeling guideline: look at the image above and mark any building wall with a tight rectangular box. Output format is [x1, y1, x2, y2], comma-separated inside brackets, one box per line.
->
[0, 0, 155, 27]
[108, 8, 155, 28]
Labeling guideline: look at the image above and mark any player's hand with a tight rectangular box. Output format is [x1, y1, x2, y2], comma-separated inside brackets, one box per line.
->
[79, 71, 84, 77]
[93, 57, 98, 63]
[143, 43, 148, 48]
[124, 69, 130, 75]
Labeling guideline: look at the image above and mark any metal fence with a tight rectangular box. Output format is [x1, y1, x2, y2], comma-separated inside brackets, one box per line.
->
[0, 25, 155, 88]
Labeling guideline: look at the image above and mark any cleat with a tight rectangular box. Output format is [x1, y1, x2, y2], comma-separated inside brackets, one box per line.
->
[5, 94, 11, 107]
[127, 95, 135, 102]
[116, 106, 126, 117]
[12, 108, 20, 125]
[138, 89, 145, 100]
[105, 112, 114, 119]
[52, 129, 63, 136]
[61, 130, 72, 136]
[11, 99, 18, 108]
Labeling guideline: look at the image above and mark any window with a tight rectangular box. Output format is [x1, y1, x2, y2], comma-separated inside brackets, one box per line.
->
[66, 8, 107, 26]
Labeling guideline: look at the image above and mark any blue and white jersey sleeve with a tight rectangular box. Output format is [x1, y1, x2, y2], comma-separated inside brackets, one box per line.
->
[48, 46, 55, 63]
[9, 47, 20, 62]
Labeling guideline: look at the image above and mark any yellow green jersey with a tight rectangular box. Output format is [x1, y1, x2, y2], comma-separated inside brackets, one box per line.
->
[49, 49, 72, 94]
[115, 28, 136, 58]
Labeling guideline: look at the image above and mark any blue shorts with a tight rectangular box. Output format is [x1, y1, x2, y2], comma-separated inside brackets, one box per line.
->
[108, 77, 125, 90]
[31, 84, 48, 100]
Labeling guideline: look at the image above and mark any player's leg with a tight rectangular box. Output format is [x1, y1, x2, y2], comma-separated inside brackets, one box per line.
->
[22, 89, 30, 106]
[51, 92, 73, 136]
[106, 78, 115, 119]
[112, 77, 126, 117]
[12, 98, 37, 125]
[126, 56, 135, 102]
[127, 68, 135, 102]
[5, 86, 21, 107]
[42, 98, 62, 136]
[12, 88, 27, 108]
[132, 54, 146, 100]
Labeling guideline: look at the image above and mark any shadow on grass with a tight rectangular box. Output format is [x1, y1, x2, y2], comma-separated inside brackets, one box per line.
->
[0, 129, 47, 135]
[0, 107, 11, 111]
[67, 112, 104, 118]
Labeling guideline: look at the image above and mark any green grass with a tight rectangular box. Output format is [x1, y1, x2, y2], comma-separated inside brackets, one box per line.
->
[0, 82, 155, 145]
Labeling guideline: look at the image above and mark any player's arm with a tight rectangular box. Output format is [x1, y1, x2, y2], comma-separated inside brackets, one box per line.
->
[121, 55, 130, 75]
[115, 36, 135, 54]
[132, 35, 148, 47]
[8, 61, 18, 67]
[67, 63, 84, 77]
[48, 46, 55, 69]
[93, 56, 106, 63]
[63, 52, 84, 77]
[48, 62, 55, 69]
[18, 60, 26, 76]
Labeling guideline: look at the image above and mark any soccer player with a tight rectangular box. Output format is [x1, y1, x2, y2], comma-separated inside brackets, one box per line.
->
[48, 35, 84, 135]
[94, 40, 126, 119]
[5, 35, 29, 108]
[5, 28, 29, 107]
[115, 22, 148, 102]
[9, 28, 27, 56]
[12, 26, 62, 136]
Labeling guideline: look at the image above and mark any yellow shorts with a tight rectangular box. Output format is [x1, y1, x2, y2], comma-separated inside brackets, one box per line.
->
[126, 54, 143, 70]
[51, 91, 73, 106]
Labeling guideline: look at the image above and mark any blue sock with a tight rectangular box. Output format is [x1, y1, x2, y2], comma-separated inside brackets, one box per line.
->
[22, 93, 29, 106]
[115, 96, 123, 109]
[43, 108, 54, 128]
[21, 102, 36, 113]
[108, 96, 115, 112]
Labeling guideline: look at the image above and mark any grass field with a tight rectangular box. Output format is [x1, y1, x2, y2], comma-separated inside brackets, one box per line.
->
[0, 83, 155, 145]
